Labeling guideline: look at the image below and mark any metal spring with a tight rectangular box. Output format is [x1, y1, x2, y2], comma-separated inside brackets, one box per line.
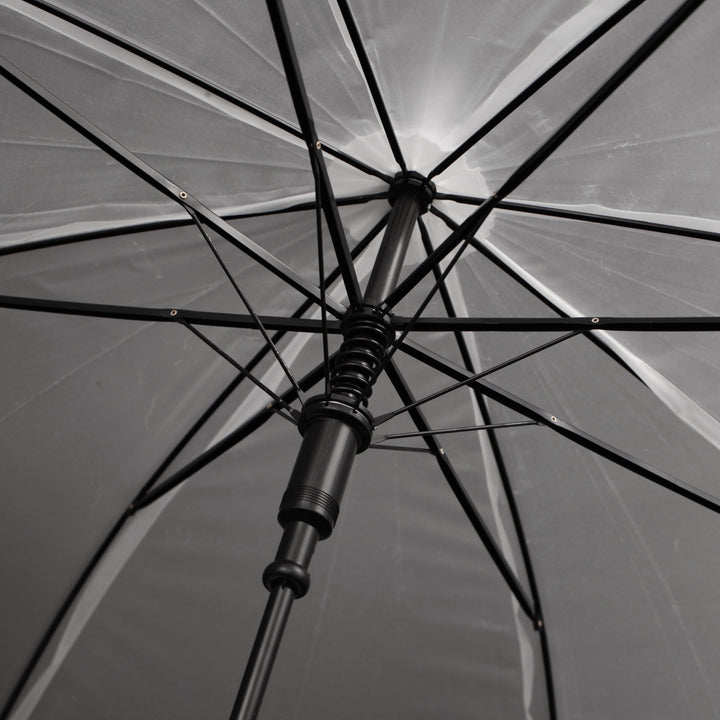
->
[330, 313, 394, 405]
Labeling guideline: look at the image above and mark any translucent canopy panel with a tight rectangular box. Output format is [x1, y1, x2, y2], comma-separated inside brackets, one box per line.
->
[511, 1, 720, 223]
[0, 1, 383, 249]
[12, 416, 539, 719]
[346, 0, 631, 171]
[44, 0, 396, 172]
[475, 211, 720, 447]
[0, 312, 243, 706]
[2, 2, 720, 720]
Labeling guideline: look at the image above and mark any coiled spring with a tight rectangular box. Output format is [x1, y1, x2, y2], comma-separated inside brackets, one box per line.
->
[330, 309, 394, 405]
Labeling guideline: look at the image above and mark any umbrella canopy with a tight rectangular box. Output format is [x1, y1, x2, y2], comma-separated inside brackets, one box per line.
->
[2, 0, 720, 718]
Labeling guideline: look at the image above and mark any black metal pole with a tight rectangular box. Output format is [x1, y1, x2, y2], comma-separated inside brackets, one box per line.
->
[229, 521, 317, 720]
[229, 173, 434, 720]
[228, 585, 294, 720]
[364, 173, 431, 306]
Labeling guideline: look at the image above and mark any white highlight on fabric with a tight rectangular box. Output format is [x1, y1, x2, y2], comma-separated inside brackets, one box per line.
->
[3, 0, 307, 148]
[600, 469, 720, 717]
[325, 0, 398, 176]
[5, 277, 252, 716]
[425, 198, 537, 716]
[441, 269, 537, 720]
[481, 240, 720, 451]
[8, 488, 181, 720]
[495, 198, 720, 236]
[452, 0, 627, 155]
[0, 193, 341, 249]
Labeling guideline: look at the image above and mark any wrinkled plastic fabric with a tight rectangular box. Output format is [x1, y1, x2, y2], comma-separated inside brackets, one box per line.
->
[2, 1, 720, 718]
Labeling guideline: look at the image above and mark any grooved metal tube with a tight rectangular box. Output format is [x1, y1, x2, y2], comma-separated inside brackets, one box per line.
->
[278, 419, 358, 539]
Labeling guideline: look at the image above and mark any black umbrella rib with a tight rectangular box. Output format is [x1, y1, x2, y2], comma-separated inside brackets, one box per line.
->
[309, 155, 332, 399]
[368, 444, 433, 454]
[377, 331, 580, 426]
[0, 56, 345, 317]
[373, 222, 580, 430]
[223, 192, 390, 219]
[0, 194, 388, 259]
[133, 404, 276, 509]
[140, 309, 333, 502]
[383, 0, 706, 310]
[382, 200, 493, 309]
[403, 339, 720, 516]
[336, 0, 407, 172]
[483, 0, 705, 201]
[16, 0, 390, 183]
[412, 216, 558, 718]
[430, 206, 641, 381]
[396, 317, 720, 332]
[0, 216, 198, 258]
[385, 361, 537, 622]
[470, 403, 559, 720]
[377, 421, 538, 441]
[435, 194, 720, 245]
[429, 206, 569, 308]
[181, 322, 300, 422]
[0, 294, 345, 333]
[267, 0, 364, 307]
[0, 211, 390, 332]
[188, 210, 306, 404]
[0, 508, 135, 720]
[144, 274, 368, 496]
[428, 0, 646, 180]
[136, 353, 332, 509]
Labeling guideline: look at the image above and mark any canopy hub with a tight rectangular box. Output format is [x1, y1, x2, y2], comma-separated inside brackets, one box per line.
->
[387, 170, 435, 214]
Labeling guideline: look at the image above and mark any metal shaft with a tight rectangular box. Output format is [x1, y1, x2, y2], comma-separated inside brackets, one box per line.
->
[364, 188, 422, 305]
[231, 174, 433, 720]
[228, 584, 295, 720]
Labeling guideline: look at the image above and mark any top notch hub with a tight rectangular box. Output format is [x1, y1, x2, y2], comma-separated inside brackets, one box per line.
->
[388, 171, 435, 214]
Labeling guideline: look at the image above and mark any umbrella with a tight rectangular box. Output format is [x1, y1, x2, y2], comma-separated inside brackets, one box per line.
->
[1, 0, 720, 717]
